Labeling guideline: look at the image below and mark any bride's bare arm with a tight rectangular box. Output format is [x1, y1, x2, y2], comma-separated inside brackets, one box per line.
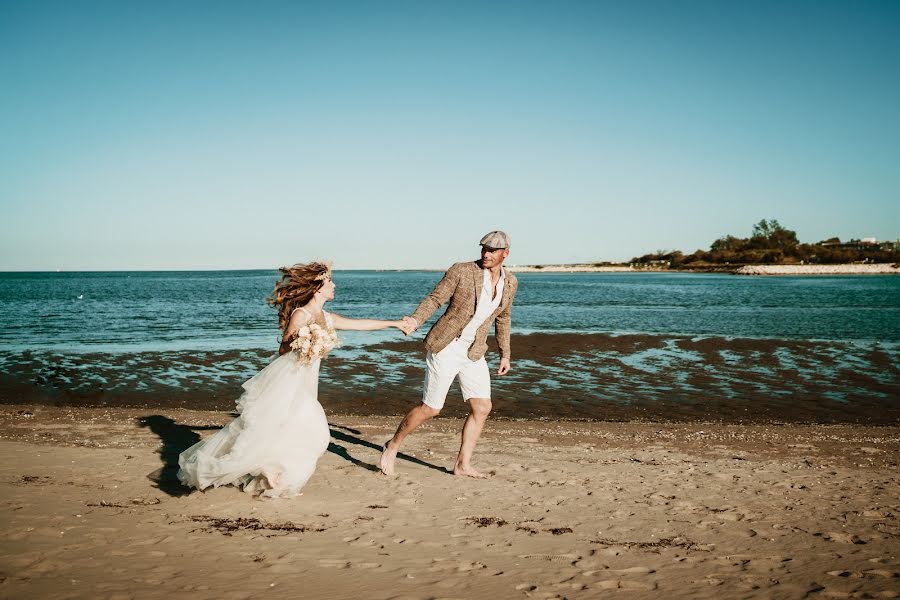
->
[279, 310, 312, 355]
[329, 313, 404, 331]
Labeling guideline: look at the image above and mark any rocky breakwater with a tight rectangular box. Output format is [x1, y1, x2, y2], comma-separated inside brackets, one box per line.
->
[736, 263, 899, 275]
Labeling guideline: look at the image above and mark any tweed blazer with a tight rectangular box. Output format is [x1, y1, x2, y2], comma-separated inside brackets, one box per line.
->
[410, 261, 518, 361]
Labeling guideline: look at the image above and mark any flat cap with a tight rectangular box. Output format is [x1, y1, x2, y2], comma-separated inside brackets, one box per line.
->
[479, 230, 511, 249]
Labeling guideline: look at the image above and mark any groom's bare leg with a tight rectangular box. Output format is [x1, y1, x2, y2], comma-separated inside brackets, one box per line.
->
[454, 397, 491, 478]
[380, 403, 440, 475]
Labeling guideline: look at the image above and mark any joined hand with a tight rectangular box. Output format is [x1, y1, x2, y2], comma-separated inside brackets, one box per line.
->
[398, 316, 418, 336]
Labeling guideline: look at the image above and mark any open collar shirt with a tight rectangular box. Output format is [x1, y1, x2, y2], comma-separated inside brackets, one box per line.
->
[458, 267, 505, 343]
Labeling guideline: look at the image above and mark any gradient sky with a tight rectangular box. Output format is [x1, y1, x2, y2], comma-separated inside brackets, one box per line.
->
[1, 0, 898, 270]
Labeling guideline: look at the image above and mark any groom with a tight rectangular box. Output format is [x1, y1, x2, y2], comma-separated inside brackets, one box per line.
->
[380, 230, 518, 477]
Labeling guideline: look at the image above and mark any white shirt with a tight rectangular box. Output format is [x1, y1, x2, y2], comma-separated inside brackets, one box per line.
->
[458, 268, 505, 343]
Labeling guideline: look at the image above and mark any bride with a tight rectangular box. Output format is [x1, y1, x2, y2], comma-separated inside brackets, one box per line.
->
[178, 262, 404, 498]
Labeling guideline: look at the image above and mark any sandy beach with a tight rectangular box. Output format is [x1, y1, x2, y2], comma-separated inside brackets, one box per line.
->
[2, 404, 898, 599]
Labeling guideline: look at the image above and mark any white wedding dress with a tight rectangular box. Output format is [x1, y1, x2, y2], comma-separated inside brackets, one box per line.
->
[177, 311, 334, 498]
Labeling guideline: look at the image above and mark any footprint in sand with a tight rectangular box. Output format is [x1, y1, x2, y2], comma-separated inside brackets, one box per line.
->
[612, 566, 656, 574]
[514, 583, 538, 591]
[428, 558, 487, 573]
[864, 569, 899, 578]
[827, 569, 865, 578]
[594, 580, 657, 591]
[717, 511, 745, 522]
[550, 581, 589, 591]
[317, 559, 350, 568]
[818, 531, 867, 544]
[518, 553, 579, 562]
[347, 537, 378, 548]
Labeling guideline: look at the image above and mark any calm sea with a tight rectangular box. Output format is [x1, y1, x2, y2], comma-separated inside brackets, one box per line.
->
[1, 270, 898, 422]
[1, 270, 898, 351]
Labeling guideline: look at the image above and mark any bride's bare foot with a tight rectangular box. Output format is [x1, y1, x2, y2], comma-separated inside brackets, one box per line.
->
[379, 440, 398, 476]
[453, 463, 488, 478]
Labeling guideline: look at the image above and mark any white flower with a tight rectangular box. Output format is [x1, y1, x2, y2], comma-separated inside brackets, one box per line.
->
[289, 319, 339, 364]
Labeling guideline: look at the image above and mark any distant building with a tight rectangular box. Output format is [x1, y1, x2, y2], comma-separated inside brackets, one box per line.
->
[844, 238, 878, 250]
[816, 237, 895, 252]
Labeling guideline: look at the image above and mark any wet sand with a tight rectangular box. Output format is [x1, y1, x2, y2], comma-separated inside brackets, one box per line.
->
[1, 405, 898, 599]
[2, 333, 897, 425]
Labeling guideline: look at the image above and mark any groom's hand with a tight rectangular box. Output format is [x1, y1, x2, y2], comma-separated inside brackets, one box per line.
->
[497, 358, 511, 376]
[399, 316, 418, 336]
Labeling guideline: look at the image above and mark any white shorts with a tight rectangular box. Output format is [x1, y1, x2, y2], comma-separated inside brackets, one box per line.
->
[422, 337, 491, 410]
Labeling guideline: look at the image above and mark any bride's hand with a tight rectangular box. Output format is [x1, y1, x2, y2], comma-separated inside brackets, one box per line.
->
[396, 317, 417, 336]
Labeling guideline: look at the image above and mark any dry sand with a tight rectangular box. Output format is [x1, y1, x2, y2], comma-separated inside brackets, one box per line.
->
[2, 405, 899, 600]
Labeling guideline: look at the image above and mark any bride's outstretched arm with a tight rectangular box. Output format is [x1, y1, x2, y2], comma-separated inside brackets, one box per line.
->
[330, 313, 404, 331]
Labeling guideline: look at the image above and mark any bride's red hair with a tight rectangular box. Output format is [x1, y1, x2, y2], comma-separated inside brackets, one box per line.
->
[267, 262, 332, 330]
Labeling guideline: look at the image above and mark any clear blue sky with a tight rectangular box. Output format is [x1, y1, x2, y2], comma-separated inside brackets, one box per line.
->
[1, 0, 898, 270]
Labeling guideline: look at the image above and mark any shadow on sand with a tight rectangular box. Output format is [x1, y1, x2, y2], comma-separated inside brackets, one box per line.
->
[328, 423, 450, 474]
[137, 415, 450, 496]
[137, 415, 222, 497]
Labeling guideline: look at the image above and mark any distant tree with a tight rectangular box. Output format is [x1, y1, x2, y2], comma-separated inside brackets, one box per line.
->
[629, 219, 891, 268]
[710, 235, 744, 253]
[746, 219, 798, 251]
[751, 219, 779, 239]
[681, 250, 704, 265]
[769, 226, 799, 250]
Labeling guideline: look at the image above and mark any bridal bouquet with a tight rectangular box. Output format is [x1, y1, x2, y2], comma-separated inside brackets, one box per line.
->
[290, 324, 339, 364]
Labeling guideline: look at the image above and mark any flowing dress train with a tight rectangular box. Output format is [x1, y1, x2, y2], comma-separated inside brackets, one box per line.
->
[177, 313, 333, 497]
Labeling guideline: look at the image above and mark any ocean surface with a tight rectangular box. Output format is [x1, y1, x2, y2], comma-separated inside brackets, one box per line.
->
[1, 270, 898, 422]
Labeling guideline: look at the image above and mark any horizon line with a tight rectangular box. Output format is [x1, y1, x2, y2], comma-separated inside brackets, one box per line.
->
[0, 263, 605, 274]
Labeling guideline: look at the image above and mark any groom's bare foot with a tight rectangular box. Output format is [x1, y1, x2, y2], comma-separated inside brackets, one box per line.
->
[380, 440, 398, 476]
[453, 464, 487, 478]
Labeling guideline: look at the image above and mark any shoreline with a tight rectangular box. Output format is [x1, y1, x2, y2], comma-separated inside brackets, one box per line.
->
[2, 404, 898, 599]
[6, 274, 891, 428]
[2, 332, 897, 425]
